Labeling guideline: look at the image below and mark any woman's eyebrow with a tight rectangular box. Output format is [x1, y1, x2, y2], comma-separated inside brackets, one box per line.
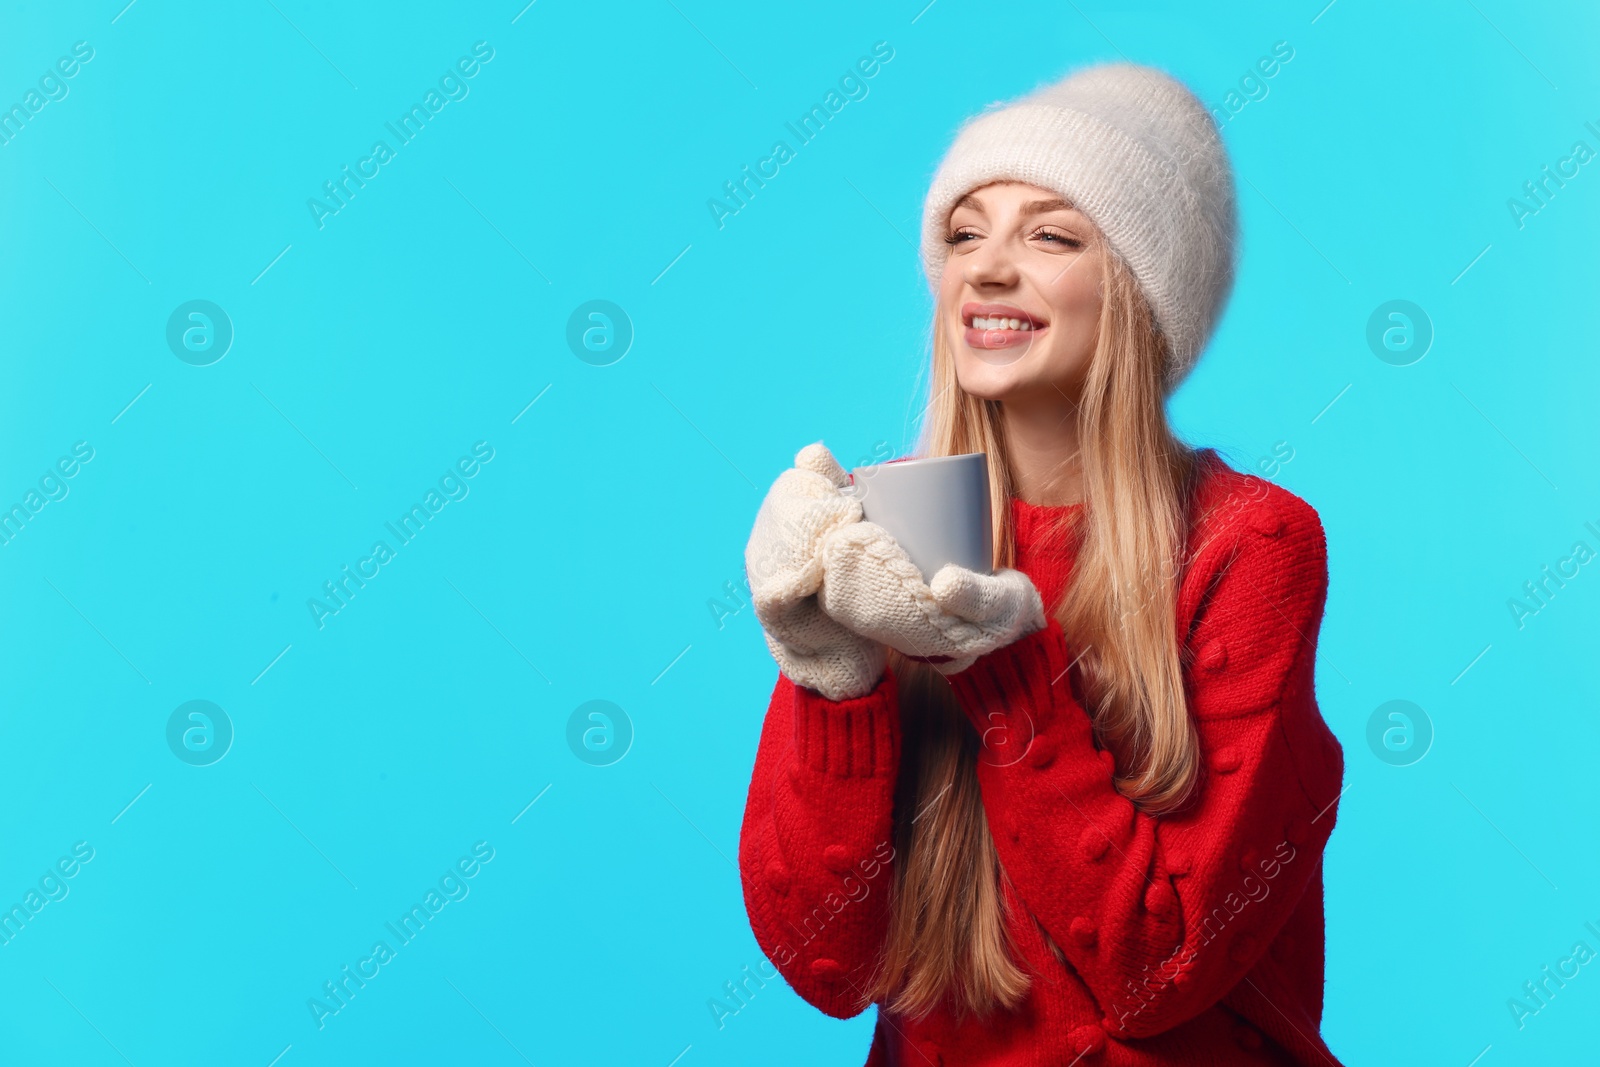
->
[1019, 197, 1074, 215]
[951, 194, 1077, 216]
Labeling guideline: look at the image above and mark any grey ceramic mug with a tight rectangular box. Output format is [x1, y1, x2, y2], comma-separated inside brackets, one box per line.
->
[841, 453, 993, 581]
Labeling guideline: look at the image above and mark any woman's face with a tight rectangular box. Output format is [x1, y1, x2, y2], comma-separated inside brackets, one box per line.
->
[937, 181, 1105, 404]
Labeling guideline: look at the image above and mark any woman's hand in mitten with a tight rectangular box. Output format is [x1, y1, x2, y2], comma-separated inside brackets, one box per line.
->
[818, 521, 1046, 675]
[744, 442, 887, 701]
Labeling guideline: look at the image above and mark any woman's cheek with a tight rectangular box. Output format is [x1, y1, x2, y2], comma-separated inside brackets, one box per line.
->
[940, 278, 965, 316]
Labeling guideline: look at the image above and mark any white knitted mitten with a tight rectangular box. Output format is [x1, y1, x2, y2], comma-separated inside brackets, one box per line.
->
[745, 443, 887, 701]
[818, 521, 1047, 675]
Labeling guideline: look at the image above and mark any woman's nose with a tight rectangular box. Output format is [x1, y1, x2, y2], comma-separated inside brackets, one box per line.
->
[964, 236, 1021, 288]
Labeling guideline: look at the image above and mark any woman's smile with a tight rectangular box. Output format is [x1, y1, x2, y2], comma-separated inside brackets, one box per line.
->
[962, 301, 1048, 350]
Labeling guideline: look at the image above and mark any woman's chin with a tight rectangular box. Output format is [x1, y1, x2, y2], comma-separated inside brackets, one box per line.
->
[953, 364, 1029, 402]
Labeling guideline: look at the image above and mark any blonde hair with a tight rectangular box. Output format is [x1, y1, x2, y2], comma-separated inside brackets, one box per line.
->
[860, 235, 1206, 1020]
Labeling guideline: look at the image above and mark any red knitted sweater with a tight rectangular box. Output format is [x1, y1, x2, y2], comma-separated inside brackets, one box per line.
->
[738, 448, 1346, 1066]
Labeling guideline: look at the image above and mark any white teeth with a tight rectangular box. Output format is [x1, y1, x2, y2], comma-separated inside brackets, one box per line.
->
[971, 315, 1036, 331]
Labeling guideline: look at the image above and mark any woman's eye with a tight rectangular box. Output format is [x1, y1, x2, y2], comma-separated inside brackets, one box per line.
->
[1036, 230, 1083, 248]
[942, 228, 1082, 248]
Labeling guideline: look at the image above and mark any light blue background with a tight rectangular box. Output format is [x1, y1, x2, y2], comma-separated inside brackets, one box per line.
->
[1, 0, 1596, 1064]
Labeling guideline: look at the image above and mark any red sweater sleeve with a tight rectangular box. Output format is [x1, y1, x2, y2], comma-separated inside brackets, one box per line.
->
[738, 664, 902, 1018]
[944, 491, 1344, 1040]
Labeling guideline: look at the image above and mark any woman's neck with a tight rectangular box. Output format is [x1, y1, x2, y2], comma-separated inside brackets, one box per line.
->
[1001, 392, 1084, 507]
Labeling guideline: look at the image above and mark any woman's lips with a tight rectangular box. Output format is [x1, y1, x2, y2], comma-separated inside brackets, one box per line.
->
[964, 323, 1047, 350]
[963, 302, 1046, 329]
[960, 302, 1047, 351]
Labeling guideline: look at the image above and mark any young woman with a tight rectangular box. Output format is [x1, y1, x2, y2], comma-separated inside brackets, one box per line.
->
[738, 63, 1345, 1065]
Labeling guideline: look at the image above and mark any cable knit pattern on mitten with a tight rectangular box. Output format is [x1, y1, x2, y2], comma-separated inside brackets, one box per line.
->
[818, 521, 1047, 674]
[747, 443, 888, 700]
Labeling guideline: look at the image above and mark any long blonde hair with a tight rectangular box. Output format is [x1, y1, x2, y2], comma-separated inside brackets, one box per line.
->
[860, 239, 1207, 1020]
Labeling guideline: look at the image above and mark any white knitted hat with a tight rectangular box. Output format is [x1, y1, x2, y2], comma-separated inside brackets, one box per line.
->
[920, 62, 1237, 393]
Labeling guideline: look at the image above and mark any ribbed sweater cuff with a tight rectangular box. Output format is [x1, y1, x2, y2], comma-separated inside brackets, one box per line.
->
[791, 667, 900, 778]
[945, 617, 1088, 763]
